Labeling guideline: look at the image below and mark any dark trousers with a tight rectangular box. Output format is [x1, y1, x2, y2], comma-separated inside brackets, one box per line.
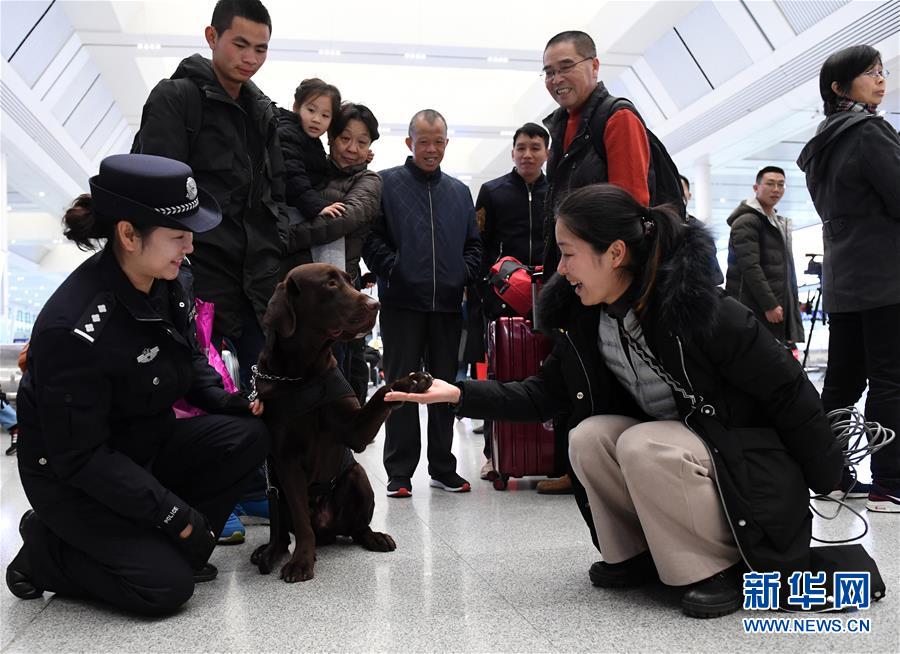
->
[346, 337, 369, 404]
[19, 414, 269, 615]
[821, 303, 900, 486]
[380, 306, 462, 479]
[215, 301, 266, 391]
[333, 338, 369, 405]
[216, 301, 267, 500]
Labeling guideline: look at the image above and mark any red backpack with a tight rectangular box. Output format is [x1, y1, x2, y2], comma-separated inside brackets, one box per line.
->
[488, 256, 543, 317]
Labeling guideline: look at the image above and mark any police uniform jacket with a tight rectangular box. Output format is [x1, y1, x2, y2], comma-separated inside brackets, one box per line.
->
[17, 247, 251, 528]
[455, 220, 843, 576]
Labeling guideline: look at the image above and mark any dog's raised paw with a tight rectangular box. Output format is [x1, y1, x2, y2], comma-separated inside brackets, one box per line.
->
[391, 371, 433, 394]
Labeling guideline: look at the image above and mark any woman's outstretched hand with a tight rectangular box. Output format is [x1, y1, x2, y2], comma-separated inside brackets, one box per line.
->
[385, 378, 461, 405]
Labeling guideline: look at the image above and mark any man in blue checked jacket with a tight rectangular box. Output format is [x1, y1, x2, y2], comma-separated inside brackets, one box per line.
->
[363, 109, 482, 498]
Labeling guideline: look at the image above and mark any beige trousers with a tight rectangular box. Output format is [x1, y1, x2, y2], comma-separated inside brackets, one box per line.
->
[568, 415, 741, 586]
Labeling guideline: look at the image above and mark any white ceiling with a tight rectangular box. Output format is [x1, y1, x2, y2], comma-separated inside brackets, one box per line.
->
[2, 0, 899, 333]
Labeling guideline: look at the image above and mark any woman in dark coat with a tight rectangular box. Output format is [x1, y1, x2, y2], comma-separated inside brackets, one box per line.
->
[797, 45, 900, 511]
[388, 184, 843, 618]
[6, 154, 268, 615]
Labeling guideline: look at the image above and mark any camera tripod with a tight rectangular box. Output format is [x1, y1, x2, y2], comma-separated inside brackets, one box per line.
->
[801, 254, 825, 371]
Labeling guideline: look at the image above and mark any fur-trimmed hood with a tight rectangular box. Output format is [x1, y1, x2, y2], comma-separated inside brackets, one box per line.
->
[537, 219, 722, 343]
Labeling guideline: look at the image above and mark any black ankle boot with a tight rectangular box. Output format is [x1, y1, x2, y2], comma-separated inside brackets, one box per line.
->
[193, 563, 218, 584]
[589, 551, 659, 588]
[681, 563, 744, 618]
[6, 510, 42, 600]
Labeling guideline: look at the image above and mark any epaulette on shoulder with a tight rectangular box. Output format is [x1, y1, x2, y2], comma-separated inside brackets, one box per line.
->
[71, 292, 117, 345]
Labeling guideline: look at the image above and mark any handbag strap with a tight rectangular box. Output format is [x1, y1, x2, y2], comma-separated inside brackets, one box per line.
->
[615, 318, 707, 412]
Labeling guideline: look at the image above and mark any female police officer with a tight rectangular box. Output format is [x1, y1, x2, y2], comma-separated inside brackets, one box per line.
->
[6, 154, 269, 615]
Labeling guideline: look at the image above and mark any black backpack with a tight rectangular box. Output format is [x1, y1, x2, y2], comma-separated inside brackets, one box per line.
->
[588, 95, 686, 218]
[131, 77, 203, 155]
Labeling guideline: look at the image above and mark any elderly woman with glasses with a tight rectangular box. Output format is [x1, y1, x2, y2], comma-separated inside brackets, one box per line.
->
[797, 44, 900, 511]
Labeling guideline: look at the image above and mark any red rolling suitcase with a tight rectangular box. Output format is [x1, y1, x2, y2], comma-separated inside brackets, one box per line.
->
[487, 316, 556, 490]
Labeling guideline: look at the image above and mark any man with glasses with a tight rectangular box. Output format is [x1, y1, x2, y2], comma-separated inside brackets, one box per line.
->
[537, 30, 653, 496]
[725, 166, 804, 347]
[540, 30, 652, 278]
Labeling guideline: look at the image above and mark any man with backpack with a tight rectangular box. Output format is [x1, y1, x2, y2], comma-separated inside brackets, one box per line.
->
[541, 30, 684, 277]
[132, 0, 286, 544]
[538, 30, 684, 496]
[132, 0, 287, 390]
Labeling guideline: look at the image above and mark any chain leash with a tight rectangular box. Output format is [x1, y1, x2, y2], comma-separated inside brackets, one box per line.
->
[247, 363, 305, 402]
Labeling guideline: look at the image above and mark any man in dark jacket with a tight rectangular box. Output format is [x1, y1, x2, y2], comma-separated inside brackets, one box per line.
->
[725, 166, 803, 346]
[541, 30, 652, 277]
[132, 0, 287, 386]
[476, 122, 549, 311]
[472, 122, 548, 480]
[363, 109, 482, 498]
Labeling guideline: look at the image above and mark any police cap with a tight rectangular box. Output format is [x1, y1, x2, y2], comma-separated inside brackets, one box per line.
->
[89, 154, 221, 233]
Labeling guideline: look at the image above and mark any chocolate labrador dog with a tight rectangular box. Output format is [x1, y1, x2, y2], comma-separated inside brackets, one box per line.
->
[250, 264, 431, 582]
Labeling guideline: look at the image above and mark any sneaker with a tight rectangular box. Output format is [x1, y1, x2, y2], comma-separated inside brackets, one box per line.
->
[828, 468, 870, 499]
[480, 459, 496, 481]
[867, 483, 900, 513]
[387, 477, 412, 498]
[5, 427, 17, 456]
[430, 472, 471, 493]
[589, 551, 659, 588]
[217, 512, 246, 544]
[234, 499, 269, 525]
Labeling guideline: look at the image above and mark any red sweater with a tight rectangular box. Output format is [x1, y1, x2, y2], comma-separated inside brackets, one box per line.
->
[563, 107, 650, 207]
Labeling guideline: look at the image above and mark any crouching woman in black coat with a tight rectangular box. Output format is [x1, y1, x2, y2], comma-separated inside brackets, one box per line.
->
[6, 154, 269, 615]
[387, 183, 843, 618]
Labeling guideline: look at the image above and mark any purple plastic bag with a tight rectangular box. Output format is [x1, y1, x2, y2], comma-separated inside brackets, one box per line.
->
[173, 298, 237, 419]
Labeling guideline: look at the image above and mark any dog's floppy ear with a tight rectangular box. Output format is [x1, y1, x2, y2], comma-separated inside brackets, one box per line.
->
[264, 275, 300, 338]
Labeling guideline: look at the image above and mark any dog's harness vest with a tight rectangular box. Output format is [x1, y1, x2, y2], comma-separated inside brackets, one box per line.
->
[308, 448, 356, 499]
[254, 365, 359, 499]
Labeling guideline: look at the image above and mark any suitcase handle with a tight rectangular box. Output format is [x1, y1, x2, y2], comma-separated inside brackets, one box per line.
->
[530, 269, 543, 333]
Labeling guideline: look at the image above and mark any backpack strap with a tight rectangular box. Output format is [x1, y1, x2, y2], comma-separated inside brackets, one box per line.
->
[586, 94, 638, 163]
[132, 77, 203, 156]
[173, 77, 203, 155]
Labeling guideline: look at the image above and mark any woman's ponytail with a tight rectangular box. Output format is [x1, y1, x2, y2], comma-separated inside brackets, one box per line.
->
[634, 203, 683, 314]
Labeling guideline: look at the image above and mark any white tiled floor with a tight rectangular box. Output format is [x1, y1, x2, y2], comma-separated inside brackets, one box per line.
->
[1, 408, 898, 653]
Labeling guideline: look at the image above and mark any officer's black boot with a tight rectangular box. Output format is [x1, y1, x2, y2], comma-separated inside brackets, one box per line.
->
[6, 510, 42, 600]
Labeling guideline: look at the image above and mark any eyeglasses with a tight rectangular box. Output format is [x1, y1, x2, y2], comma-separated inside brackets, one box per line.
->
[541, 57, 592, 80]
[861, 68, 890, 79]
